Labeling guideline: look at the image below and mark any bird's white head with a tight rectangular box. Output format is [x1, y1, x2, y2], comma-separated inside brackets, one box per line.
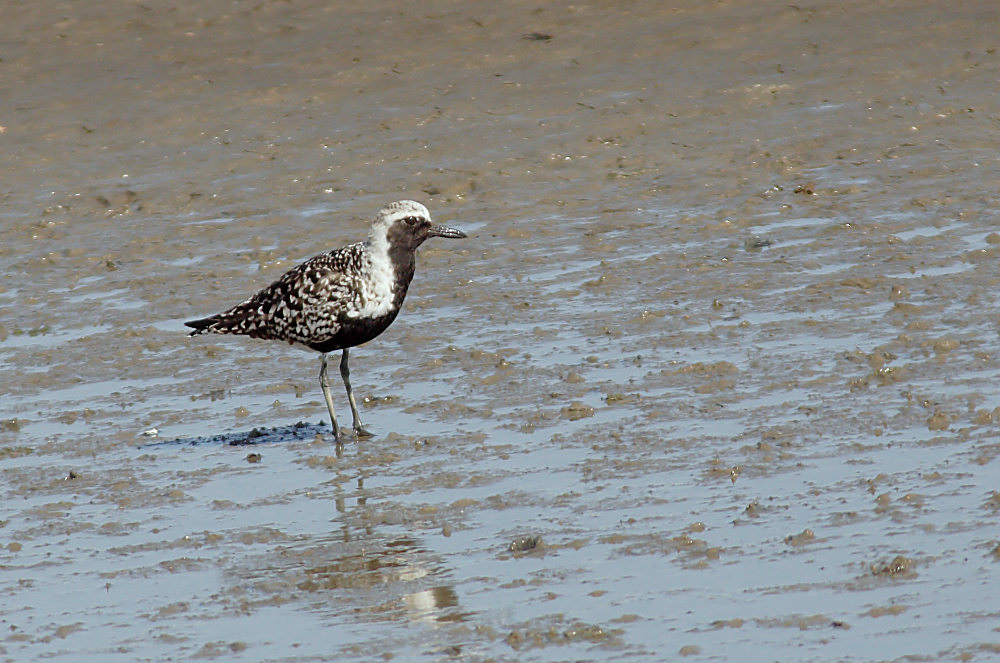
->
[369, 200, 431, 241]
[368, 200, 466, 254]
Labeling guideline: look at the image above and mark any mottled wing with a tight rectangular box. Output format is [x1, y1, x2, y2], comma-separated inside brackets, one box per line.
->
[186, 244, 364, 347]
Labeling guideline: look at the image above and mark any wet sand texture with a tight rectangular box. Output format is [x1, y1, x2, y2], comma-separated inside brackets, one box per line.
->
[2, 1, 1000, 661]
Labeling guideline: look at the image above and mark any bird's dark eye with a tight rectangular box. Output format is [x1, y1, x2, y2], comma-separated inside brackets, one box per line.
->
[404, 216, 420, 226]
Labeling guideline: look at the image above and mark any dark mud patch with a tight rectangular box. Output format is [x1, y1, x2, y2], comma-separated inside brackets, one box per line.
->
[142, 421, 329, 449]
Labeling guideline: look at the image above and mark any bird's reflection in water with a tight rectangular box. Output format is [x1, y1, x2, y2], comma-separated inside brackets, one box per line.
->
[402, 586, 460, 623]
[290, 535, 465, 623]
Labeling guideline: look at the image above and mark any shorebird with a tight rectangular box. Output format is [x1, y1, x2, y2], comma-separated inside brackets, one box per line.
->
[185, 200, 466, 443]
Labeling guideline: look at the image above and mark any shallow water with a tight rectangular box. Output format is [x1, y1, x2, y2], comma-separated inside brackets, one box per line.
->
[3, 1, 1000, 661]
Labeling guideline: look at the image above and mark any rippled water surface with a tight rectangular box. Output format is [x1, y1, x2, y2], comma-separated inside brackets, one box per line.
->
[3, 1, 1000, 661]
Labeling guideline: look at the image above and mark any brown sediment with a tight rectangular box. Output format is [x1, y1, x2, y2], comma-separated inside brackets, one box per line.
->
[1, 0, 999, 661]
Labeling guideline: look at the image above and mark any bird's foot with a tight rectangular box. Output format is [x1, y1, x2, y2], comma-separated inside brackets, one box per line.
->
[353, 425, 374, 439]
[324, 422, 344, 445]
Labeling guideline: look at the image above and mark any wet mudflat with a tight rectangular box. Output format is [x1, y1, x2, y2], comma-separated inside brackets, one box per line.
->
[2, 1, 1000, 661]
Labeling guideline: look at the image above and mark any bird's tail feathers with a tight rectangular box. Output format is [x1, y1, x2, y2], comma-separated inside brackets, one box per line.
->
[184, 316, 219, 336]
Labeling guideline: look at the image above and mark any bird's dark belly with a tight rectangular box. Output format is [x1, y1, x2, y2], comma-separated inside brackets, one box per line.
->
[306, 310, 400, 353]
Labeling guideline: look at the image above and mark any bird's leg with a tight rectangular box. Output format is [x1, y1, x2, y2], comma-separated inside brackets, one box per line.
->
[318, 353, 342, 444]
[341, 348, 373, 438]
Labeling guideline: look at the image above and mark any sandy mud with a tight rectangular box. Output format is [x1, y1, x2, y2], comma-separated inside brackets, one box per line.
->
[2, 1, 1000, 661]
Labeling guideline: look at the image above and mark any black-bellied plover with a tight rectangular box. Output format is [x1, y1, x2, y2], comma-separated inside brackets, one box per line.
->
[185, 200, 466, 443]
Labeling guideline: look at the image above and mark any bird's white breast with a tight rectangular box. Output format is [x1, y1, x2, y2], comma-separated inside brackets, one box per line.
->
[349, 239, 396, 319]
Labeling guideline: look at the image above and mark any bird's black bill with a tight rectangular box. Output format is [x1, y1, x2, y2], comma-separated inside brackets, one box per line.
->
[428, 225, 467, 239]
